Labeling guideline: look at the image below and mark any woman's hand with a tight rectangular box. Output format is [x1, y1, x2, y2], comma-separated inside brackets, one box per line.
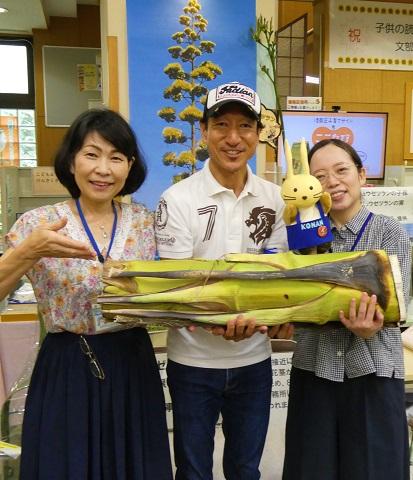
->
[21, 217, 95, 261]
[0, 218, 95, 302]
[267, 323, 294, 340]
[339, 292, 384, 339]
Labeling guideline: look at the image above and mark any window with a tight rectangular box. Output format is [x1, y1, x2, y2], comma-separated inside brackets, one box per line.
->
[0, 39, 34, 108]
[0, 39, 36, 167]
[276, 15, 307, 110]
[0, 109, 36, 167]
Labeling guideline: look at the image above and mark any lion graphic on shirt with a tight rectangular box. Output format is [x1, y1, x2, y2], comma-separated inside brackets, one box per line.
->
[245, 206, 276, 245]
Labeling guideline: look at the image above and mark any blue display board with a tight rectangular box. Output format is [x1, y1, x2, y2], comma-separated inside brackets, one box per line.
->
[126, 0, 257, 210]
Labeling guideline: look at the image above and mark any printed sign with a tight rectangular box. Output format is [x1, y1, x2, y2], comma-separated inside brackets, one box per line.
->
[286, 96, 322, 111]
[362, 186, 413, 240]
[32, 167, 69, 196]
[329, 0, 413, 70]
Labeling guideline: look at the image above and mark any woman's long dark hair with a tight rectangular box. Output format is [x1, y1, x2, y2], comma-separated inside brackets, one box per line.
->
[54, 109, 147, 198]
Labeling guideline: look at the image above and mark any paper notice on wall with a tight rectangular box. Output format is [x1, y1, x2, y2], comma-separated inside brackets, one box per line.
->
[77, 64, 101, 92]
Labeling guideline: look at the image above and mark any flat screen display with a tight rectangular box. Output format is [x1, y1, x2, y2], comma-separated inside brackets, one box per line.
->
[277, 111, 388, 179]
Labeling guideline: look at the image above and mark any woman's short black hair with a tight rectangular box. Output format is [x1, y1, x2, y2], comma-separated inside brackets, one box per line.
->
[54, 108, 147, 198]
[308, 139, 363, 170]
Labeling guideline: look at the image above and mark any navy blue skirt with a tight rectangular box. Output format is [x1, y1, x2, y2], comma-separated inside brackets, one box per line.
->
[20, 328, 173, 480]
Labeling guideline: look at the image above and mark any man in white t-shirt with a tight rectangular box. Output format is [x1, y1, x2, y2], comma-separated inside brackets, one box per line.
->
[155, 81, 291, 480]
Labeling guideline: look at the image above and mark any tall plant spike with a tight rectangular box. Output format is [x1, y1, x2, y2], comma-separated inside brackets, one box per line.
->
[98, 251, 405, 328]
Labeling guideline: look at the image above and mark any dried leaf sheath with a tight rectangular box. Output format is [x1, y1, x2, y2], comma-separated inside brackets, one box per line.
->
[99, 250, 404, 326]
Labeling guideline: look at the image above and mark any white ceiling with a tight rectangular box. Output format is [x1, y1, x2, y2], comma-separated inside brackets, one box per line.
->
[0, 0, 99, 36]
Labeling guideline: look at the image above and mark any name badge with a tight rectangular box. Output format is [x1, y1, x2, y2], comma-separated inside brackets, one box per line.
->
[90, 303, 122, 333]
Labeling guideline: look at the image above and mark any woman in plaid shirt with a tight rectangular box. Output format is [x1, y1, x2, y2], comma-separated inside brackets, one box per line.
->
[283, 139, 411, 480]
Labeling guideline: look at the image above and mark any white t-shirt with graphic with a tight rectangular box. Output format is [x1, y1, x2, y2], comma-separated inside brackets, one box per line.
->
[155, 160, 287, 368]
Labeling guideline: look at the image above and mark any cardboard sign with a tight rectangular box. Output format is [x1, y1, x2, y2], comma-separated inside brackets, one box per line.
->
[32, 167, 68, 196]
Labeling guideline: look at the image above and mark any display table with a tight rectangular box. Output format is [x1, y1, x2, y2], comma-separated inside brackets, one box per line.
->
[0, 304, 38, 323]
[0, 305, 39, 407]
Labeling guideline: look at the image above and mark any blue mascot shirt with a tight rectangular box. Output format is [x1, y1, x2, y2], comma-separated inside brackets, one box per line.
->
[286, 202, 333, 251]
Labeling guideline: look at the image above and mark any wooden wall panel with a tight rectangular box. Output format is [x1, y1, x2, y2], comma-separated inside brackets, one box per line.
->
[107, 36, 119, 112]
[33, 5, 100, 166]
[319, 0, 413, 165]
[323, 69, 384, 104]
[279, 1, 314, 30]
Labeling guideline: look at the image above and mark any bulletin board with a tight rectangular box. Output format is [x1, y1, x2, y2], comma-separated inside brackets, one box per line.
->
[42, 46, 102, 127]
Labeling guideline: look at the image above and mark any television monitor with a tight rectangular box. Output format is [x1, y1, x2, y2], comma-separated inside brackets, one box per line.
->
[277, 111, 388, 180]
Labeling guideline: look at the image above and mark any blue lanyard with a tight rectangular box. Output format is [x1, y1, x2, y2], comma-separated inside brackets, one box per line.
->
[75, 198, 118, 263]
[350, 212, 373, 251]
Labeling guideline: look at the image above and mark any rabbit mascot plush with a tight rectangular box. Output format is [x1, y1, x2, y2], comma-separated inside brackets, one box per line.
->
[281, 138, 333, 254]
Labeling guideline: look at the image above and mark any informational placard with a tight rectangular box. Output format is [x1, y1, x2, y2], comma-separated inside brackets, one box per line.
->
[32, 167, 69, 196]
[156, 349, 293, 479]
[286, 96, 322, 111]
[362, 186, 413, 239]
[329, 0, 413, 70]
[155, 351, 173, 431]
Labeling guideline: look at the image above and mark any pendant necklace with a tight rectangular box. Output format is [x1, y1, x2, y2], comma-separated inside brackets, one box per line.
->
[100, 224, 108, 239]
[75, 198, 118, 263]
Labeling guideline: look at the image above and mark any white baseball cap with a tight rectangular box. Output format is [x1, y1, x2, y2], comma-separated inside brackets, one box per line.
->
[203, 81, 261, 120]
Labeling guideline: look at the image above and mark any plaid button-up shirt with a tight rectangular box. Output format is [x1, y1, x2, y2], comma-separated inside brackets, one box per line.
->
[292, 206, 411, 382]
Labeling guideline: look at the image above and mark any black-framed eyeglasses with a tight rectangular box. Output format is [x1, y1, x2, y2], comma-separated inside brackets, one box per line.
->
[79, 335, 105, 380]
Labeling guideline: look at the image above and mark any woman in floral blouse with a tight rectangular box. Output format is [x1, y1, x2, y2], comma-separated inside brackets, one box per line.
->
[4, 109, 172, 480]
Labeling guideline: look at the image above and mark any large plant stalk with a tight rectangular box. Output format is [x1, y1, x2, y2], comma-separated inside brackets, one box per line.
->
[100, 250, 405, 326]
[110, 251, 389, 309]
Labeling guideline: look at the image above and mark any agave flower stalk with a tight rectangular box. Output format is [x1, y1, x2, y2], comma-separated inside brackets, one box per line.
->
[99, 250, 405, 327]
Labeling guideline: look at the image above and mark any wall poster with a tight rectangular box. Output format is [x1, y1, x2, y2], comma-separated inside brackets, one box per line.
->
[329, 0, 413, 70]
[126, 0, 257, 210]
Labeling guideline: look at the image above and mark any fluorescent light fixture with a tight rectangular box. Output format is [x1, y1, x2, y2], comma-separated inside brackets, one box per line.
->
[0, 7, 8, 14]
[305, 75, 320, 85]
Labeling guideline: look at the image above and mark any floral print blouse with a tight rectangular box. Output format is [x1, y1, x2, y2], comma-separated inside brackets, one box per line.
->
[6, 201, 155, 334]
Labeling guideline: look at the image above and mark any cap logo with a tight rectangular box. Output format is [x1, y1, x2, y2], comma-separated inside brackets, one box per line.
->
[216, 84, 255, 106]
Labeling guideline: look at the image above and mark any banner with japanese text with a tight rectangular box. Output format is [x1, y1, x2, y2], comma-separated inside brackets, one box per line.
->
[329, 0, 413, 70]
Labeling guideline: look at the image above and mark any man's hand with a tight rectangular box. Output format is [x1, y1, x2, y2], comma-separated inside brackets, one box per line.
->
[339, 292, 384, 339]
[267, 323, 294, 339]
[209, 315, 267, 342]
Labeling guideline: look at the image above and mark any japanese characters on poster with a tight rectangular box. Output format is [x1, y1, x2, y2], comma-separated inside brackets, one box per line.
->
[329, 0, 413, 70]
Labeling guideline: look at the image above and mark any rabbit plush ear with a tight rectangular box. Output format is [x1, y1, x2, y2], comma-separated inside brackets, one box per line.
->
[284, 139, 294, 180]
[300, 138, 310, 175]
